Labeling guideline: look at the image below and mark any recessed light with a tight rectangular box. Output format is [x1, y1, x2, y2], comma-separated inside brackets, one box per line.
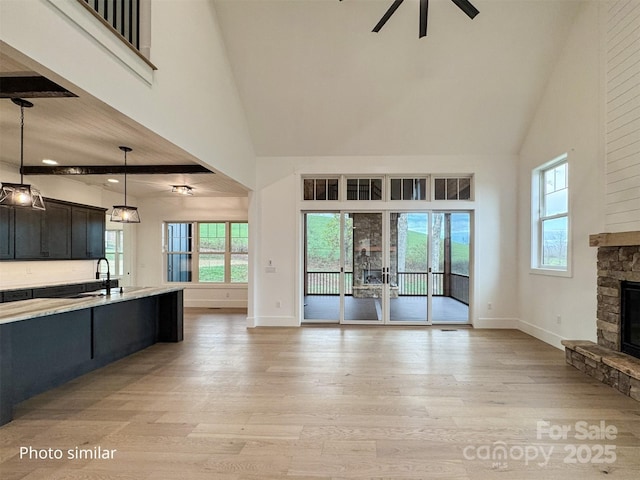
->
[172, 185, 193, 195]
[107, 178, 119, 183]
[42, 159, 58, 165]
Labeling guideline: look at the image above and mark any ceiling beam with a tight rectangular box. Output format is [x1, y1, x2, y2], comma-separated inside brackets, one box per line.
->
[21, 165, 214, 175]
[0, 76, 77, 98]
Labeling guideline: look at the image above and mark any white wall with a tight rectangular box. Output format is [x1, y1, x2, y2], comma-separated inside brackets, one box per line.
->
[604, 0, 640, 232]
[517, 2, 604, 348]
[136, 195, 249, 308]
[0, 162, 137, 289]
[0, 0, 256, 188]
[249, 155, 519, 327]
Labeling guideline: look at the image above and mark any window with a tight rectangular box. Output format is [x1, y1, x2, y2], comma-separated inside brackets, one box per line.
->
[105, 230, 124, 276]
[532, 155, 569, 273]
[303, 178, 339, 200]
[346, 178, 383, 200]
[164, 222, 248, 283]
[390, 177, 427, 200]
[434, 177, 472, 200]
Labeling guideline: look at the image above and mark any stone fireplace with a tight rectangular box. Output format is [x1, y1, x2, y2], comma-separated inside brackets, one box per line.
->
[562, 232, 640, 400]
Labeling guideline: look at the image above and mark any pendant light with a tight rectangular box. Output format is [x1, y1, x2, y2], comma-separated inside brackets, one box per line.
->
[110, 146, 140, 223]
[0, 98, 46, 210]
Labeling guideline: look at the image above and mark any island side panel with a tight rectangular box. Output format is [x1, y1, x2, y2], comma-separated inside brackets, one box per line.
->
[10, 309, 93, 404]
[93, 297, 158, 365]
[0, 324, 12, 425]
[158, 290, 184, 342]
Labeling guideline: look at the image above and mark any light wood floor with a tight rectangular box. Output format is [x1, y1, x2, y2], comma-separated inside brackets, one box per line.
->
[2, 308, 640, 479]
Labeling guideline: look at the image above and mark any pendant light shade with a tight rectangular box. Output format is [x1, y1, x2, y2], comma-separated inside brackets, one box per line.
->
[110, 205, 140, 223]
[0, 98, 46, 210]
[110, 146, 140, 223]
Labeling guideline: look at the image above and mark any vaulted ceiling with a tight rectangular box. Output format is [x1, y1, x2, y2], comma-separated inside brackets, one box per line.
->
[0, 1, 583, 200]
[213, 0, 582, 156]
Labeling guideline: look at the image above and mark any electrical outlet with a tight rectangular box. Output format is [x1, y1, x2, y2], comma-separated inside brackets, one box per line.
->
[276, 300, 282, 308]
[556, 315, 562, 324]
[487, 302, 492, 310]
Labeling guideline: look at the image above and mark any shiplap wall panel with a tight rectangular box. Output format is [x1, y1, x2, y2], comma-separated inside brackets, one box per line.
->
[606, 0, 640, 231]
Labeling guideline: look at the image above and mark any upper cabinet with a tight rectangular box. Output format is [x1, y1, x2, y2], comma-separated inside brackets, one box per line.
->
[71, 206, 105, 259]
[14, 208, 45, 259]
[44, 201, 72, 259]
[1, 199, 106, 261]
[0, 208, 15, 260]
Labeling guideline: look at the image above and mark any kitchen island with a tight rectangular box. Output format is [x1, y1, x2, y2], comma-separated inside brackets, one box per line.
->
[0, 286, 183, 426]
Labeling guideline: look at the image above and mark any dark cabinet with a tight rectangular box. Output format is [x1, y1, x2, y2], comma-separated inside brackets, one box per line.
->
[14, 200, 72, 259]
[0, 208, 14, 260]
[14, 207, 45, 259]
[71, 206, 105, 259]
[1, 199, 105, 261]
[42, 201, 71, 258]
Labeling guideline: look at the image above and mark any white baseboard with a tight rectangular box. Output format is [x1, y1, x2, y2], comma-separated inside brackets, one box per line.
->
[474, 317, 519, 329]
[252, 316, 299, 327]
[517, 319, 565, 350]
[184, 299, 247, 309]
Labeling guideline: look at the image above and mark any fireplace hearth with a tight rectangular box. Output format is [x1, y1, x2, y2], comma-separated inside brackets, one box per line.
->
[562, 232, 640, 401]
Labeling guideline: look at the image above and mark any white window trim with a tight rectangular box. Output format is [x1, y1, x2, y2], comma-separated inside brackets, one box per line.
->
[163, 221, 248, 284]
[530, 154, 572, 278]
[105, 229, 124, 278]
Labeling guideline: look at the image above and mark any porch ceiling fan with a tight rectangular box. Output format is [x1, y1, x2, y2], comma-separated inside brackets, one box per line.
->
[340, 0, 480, 38]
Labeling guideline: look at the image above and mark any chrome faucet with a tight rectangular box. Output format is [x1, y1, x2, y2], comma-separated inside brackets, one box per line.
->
[96, 257, 111, 296]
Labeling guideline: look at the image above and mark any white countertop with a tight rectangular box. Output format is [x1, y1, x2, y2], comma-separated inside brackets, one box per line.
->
[0, 286, 183, 325]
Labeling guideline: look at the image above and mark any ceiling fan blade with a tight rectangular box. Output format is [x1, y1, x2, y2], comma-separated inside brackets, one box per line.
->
[450, 0, 479, 20]
[372, 0, 405, 33]
[419, 0, 429, 38]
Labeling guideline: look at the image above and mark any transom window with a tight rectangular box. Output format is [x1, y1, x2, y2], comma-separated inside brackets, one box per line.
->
[433, 177, 472, 200]
[346, 178, 383, 201]
[301, 175, 473, 202]
[164, 221, 248, 283]
[390, 177, 427, 200]
[303, 178, 339, 200]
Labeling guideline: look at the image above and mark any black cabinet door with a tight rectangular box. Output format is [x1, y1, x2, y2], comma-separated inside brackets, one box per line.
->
[0, 208, 14, 260]
[14, 208, 45, 259]
[42, 201, 71, 259]
[72, 207, 105, 259]
[71, 207, 89, 259]
[87, 209, 105, 258]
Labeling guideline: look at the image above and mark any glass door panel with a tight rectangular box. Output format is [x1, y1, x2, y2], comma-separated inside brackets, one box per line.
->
[431, 212, 470, 323]
[303, 212, 341, 322]
[343, 212, 384, 323]
[388, 212, 429, 323]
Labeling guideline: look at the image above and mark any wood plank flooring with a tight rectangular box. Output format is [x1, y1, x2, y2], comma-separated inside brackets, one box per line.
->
[1, 308, 640, 479]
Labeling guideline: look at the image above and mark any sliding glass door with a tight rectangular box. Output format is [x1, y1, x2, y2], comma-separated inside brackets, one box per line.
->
[388, 212, 429, 323]
[303, 212, 341, 322]
[431, 212, 470, 323]
[344, 212, 384, 323]
[302, 210, 471, 325]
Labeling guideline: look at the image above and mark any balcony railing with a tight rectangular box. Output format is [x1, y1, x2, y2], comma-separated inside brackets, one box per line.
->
[305, 271, 468, 302]
[84, 0, 140, 49]
[306, 272, 353, 295]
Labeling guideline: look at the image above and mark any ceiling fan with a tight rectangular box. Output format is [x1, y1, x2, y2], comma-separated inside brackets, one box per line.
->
[341, 0, 480, 38]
